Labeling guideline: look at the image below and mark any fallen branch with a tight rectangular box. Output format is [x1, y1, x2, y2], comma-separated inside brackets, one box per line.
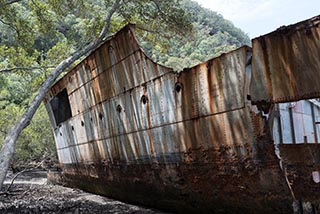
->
[5, 159, 45, 192]
[21, 183, 34, 197]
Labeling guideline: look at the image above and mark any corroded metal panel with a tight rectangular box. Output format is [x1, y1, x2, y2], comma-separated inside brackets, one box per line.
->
[47, 39, 257, 164]
[250, 15, 320, 104]
[277, 144, 320, 203]
[176, 47, 249, 121]
[44, 24, 303, 213]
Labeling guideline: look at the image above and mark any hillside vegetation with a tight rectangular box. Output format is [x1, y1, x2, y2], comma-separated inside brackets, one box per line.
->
[142, 0, 250, 70]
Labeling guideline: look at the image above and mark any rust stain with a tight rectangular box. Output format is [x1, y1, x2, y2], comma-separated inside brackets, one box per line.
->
[250, 15, 320, 104]
[44, 17, 320, 213]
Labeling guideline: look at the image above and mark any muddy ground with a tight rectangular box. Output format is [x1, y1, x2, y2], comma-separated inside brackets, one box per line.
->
[0, 171, 169, 214]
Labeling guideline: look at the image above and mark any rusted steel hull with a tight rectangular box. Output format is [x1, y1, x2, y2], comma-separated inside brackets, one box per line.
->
[250, 15, 320, 104]
[277, 144, 320, 203]
[61, 150, 291, 213]
[45, 17, 320, 213]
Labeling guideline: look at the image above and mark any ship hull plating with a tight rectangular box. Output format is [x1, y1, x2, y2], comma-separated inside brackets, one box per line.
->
[45, 16, 320, 213]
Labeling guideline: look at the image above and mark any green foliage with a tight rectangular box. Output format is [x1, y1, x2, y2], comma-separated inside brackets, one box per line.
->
[0, 2, 36, 50]
[140, 0, 250, 70]
[119, 0, 193, 38]
[0, 101, 55, 165]
[15, 103, 55, 163]
[0, 103, 23, 136]
[0, 0, 250, 166]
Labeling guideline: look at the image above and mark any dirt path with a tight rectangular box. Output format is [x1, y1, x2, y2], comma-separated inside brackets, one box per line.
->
[0, 171, 169, 214]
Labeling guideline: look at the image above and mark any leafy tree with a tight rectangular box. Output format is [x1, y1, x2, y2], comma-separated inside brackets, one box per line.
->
[145, 0, 250, 70]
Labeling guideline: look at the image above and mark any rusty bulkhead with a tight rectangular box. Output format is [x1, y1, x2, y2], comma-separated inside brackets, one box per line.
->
[44, 16, 320, 213]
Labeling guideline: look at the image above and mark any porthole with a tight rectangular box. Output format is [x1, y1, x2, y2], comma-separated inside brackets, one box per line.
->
[116, 104, 122, 113]
[175, 82, 183, 93]
[141, 95, 148, 105]
[81, 121, 84, 126]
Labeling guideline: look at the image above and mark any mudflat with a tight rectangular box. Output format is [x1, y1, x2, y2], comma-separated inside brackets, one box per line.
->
[0, 171, 168, 214]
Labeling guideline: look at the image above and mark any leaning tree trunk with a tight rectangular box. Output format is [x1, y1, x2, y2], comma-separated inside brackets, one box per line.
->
[0, 0, 122, 190]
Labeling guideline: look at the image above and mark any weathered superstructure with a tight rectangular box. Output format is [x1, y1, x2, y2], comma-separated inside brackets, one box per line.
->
[45, 16, 320, 213]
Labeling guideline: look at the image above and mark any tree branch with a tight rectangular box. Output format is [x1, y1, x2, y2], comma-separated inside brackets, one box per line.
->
[135, 25, 172, 39]
[0, 18, 18, 33]
[0, 66, 55, 73]
[0, 129, 7, 135]
[0, 0, 22, 8]
[5, 159, 45, 192]
[151, 0, 179, 25]
[99, 0, 123, 38]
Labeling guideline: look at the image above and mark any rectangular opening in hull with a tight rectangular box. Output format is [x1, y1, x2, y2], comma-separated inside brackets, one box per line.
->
[50, 88, 72, 126]
[273, 99, 320, 145]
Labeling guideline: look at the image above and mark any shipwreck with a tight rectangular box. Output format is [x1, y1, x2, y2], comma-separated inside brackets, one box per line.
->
[44, 15, 320, 213]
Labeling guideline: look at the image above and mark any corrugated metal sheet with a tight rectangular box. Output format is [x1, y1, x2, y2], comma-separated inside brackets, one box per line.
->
[45, 26, 259, 166]
[250, 15, 320, 104]
[44, 19, 320, 213]
[46, 26, 173, 164]
[44, 25, 292, 212]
